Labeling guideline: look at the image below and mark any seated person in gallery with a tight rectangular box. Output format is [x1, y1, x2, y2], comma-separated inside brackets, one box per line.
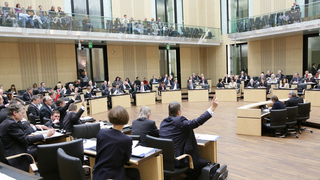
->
[187, 80, 196, 90]
[281, 78, 290, 88]
[246, 79, 256, 88]
[170, 80, 180, 90]
[216, 78, 225, 89]
[290, 73, 302, 84]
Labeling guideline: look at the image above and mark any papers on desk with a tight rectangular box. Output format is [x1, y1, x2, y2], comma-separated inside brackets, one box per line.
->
[31, 130, 64, 138]
[131, 146, 157, 158]
[132, 140, 139, 149]
[195, 134, 220, 141]
[83, 139, 97, 150]
[101, 124, 131, 129]
[0, 172, 16, 180]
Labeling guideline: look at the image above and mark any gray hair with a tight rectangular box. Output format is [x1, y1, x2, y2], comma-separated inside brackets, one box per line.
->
[169, 101, 181, 117]
[139, 106, 152, 119]
[7, 103, 24, 116]
[250, 79, 254, 83]
[42, 95, 51, 103]
[31, 95, 39, 102]
[289, 90, 297, 97]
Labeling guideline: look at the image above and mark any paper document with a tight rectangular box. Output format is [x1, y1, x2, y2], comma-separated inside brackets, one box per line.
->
[0, 172, 16, 180]
[131, 146, 157, 158]
[83, 139, 97, 150]
[132, 140, 139, 149]
[195, 134, 220, 141]
[80, 116, 93, 120]
[32, 130, 64, 138]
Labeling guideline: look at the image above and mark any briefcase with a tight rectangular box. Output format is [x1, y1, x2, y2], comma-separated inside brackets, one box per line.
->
[201, 163, 220, 180]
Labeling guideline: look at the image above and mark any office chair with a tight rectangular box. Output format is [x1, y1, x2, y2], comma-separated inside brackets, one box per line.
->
[72, 123, 101, 139]
[263, 109, 287, 137]
[43, 117, 51, 125]
[0, 139, 38, 173]
[285, 106, 299, 138]
[127, 135, 140, 141]
[57, 148, 86, 180]
[297, 84, 307, 96]
[18, 90, 26, 96]
[37, 139, 84, 180]
[213, 165, 228, 180]
[28, 113, 40, 125]
[297, 103, 313, 134]
[146, 135, 194, 180]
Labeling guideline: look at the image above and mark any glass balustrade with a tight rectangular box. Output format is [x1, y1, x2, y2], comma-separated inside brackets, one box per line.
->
[0, 6, 221, 42]
[229, 1, 320, 34]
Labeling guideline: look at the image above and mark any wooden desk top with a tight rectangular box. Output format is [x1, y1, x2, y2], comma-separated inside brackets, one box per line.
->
[0, 162, 42, 180]
[237, 98, 289, 110]
[134, 91, 156, 94]
[110, 93, 130, 97]
[188, 88, 208, 91]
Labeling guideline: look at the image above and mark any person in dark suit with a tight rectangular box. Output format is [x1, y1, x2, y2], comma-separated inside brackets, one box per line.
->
[0, 103, 55, 171]
[22, 88, 33, 102]
[93, 106, 140, 180]
[290, 73, 302, 84]
[162, 74, 168, 83]
[149, 75, 159, 87]
[27, 95, 41, 120]
[40, 96, 54, 124]
[199, 76, 208, 85]
[158, 81, 166, 95]
[170, 80, 180, 90]
[55, 90, 77, 126]
[246, 79, 256, 88]
[285, 91, 303, 107]
[311, 63, 318, 76]
[291, 2, 300, 10]
[165, 76, 173, 87]
[275, 70, 285, 80]
[38, 82, 47, 93]
[120, 81, 131, 93]
[187, 80, 196, 90]
[159, 96, 219, 179]
[61, 101, 85, 132]
[44, 110, 60, 128]
[48, 91, 57, 110]
[84, 86, 93, 99]
[239, 71, 245, 80]
[269, 95, 285, 111]
[216, 78, 225, 89]
[134, 77, 141, 87]
[100, 81, 108, 92]
[0, 98, 25, 124]
[66, 84, 76, 95]
[139, 82, 149, 92]
[111, 84, 124, 95]
[256, 78, 268, 88]
[132, 106, 159, 146]
[223, 74, 230, 85]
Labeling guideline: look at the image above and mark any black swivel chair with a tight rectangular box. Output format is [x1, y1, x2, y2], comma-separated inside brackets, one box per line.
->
[145, 135, 194, 180]
[213, 165, 228, 180]
[263, 109, 287, 137]
[285, 106, 299, 138]
[37, 139, 84, 180]
[57, 148, 85, 180]
[297, 84, 307, 96]
[72, 123, 101, 139]
[127, 134, 141, 141]
[28, 113, 41, 125]
[297, 103, 313, 134]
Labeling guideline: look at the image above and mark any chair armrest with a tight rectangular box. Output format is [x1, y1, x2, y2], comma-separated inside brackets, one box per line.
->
[7, 153, 38, 173]
[175, 154, 194, 169]
[82, 165, 92, 169]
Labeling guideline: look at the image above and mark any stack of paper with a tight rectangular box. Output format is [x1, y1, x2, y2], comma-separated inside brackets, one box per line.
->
[131, 146, 157, 158]
[83, 139, 97, 150]
[195, 134, 220, 141]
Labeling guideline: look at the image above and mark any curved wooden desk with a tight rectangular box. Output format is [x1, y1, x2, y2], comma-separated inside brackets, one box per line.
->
[215, 88, 237, 102]
[272, 88, 297, 99]
[161, 90, 182, 103]
[237, 98, 288, 136]
[305, 89, 320, 107]
[110, 94, 131, 108]
[135, 91, 156, 106]
[188, 89, 208, 102]
[243, 88, 267, 102]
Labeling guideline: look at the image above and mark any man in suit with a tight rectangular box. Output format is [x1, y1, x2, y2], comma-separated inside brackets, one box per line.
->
[0, 103, 55, 171]
[44, 110, 60, 128]
[246, 79, 256, 88]
[111, 84, 124, 95]
[223, 74, 230, 85]
[38, 82, 47, 93]
[55, 89, 78, 126]
[100, 81, 108, 91]
[159, 96, 219, 179]
[162, 74, 168, 83]
[276, 70, 285, 80]
[200, 76, 208, 85]
[187, 80, 196, 90]
[285, 91, 303, 107]
[40, 96, 53, 124]
[290, 73, 302, 84]
[27, 95, 41, 120]
[170, 80, 180, 90]
[134, 77, 141, 86]
[139, 82, 149, 92]
[265, 70, 272, 80]
[165, 76, 173, 87]
[22, 88, 33, 102]
[88, 81, 97, 96]
[311, 63, 317, 76]
[291, 2, 300, 10]
[120, 81, 131, 93]
[269, 95, 285, 111]
[132, 106, 159, 146]
[239, 71, 245, 80]
[0, 98, 25, 124]
[48, 91, 57, 109]
[62, 101, 85, 132]
[150, 75, 159, 86]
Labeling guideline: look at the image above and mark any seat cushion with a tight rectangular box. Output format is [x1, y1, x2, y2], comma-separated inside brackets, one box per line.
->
[164, 166, 189, 177]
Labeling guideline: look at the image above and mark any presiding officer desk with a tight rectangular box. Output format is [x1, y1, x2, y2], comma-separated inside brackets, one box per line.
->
[161, 89, 182, 103]
[305, 89, 320, 107]
[110, 93, 131, 108]
[215, 88, 238, 102]
[188, 89, 208, 102]
[272, 88, 297, 99]
[237, 98, 288, 136]
[135, 91, 156, 106]
[243, 88, 267, 102]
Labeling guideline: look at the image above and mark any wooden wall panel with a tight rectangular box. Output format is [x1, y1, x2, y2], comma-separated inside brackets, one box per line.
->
[261, 39, 272, 73]
[40, 43, 58, 88]
[5, 0, 64, 12]
[146, 46, 160, 79]
[112, 0, 152, 20]
[253, 0, 293, 16]
[56, 44, 77, 84]
[123, 46, 135, 80]
[135, 46, 148, 80]
[274, 38, 286, 74]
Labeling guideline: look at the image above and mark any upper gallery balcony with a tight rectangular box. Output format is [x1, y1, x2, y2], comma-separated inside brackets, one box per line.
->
[0, 6, 221, 46]
[228, 1, 320, 41]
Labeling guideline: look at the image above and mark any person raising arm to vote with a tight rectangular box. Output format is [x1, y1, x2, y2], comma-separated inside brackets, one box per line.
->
[159, 96, 219, 179]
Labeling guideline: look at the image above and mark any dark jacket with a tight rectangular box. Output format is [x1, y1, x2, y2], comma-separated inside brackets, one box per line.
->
[0, 108, 8, 124]
[27, 104, 40, 120]
[170, 83, 180, 90]
[132, 118, 159, 146]
[93, 129, 132, 180]
[22, 92, 32, 102]
[56, 98, 74, 126]
[187, 83, 196, 90]
[271, 101, 285, 110]
[138, 85, 149, 91]
[62, 108, 85, 132]
[159, 111, 212, 166]
[40, 104, 52, 124]
[0, 117, 43, 171]
[285, 97, 303, 107]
